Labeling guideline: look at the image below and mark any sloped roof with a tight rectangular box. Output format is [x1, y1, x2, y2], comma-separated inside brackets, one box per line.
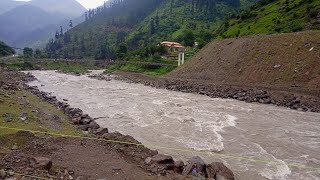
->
[160, 41, 185, 48]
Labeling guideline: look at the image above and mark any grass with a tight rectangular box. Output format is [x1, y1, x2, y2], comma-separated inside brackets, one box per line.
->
[0, 88, 81, 153]
[0, 89, 80, 137]
[105, 64, 175, 76]
[0, 90, 79, 135]
[2, 58, 100, 75]
[219, 0, 320, 38]
[45, 61, 92, 75]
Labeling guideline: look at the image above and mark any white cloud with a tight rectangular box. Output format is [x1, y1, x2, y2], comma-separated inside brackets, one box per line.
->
[76, 0, 106, 9]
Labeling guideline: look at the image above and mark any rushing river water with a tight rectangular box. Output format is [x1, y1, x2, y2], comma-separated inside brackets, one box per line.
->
[27, 70, 320, 180]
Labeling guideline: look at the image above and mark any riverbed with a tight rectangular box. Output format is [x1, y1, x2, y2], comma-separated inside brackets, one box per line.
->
[27, 70, 320, 180]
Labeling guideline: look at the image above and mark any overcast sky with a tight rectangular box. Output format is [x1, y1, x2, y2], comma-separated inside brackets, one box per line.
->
[75, 0, 106, 9]
[16, 0, 107, 9]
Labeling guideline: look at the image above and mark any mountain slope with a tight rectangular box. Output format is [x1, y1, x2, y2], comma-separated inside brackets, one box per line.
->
[46, 0, 254, 59]
[0, 0, 86, 48]
[216, 0, 320, 38]
[0, 5, 66, 46]
[46, 0, 164, 59]
[28, 0, 87, 18]
[0, 41, 15, 57]
[0, 0, 24, 15]
[127, 0, 252, 49]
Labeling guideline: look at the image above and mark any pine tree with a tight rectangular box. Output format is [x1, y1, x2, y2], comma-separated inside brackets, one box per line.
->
[60, 26, 64, 37]
[69, 20, 73, 28]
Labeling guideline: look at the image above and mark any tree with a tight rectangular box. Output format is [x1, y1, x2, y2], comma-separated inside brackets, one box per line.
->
[69, 20, 73, 28]
[55, 31, 60, 39]
[60, 26, 64, 37]
[34, 49, 42, 58]
[150, 19, 155, 34]
[23, 47, 33, 58]
[116, 44, 128, 59]
[178, 30, 195, 47]
[85, 12, 88, 21]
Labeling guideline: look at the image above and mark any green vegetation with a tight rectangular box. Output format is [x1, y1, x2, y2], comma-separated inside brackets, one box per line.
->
[4, 59, 99, 75]
[0, 90, 80, 137]
[217, 0, 320, 38]
[45, 0, 251, 61]
[45, 61, 93, 74]
[106, 64, 175, 76]
[0, 88, 81, 153]
[0, 41, 15, 57]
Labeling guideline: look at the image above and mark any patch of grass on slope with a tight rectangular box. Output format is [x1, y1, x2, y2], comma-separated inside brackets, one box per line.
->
[0, 89, 81, 153]
[219, 0, 320, 38]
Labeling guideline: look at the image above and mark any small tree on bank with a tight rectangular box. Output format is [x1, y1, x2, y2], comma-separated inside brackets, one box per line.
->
[23, 47, 33, 58]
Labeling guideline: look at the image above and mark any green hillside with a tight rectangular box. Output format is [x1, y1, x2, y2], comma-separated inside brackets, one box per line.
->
[45, 0, 254, 60]
[126, 0, 252, 50]
[217, 0, 320, 38]
[0, 41, 15, 57]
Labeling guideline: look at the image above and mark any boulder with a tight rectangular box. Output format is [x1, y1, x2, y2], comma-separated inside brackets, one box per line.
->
[144, 157, 152, 165]
[19, 112, 28, 121]
[30, 157, 52, 170]
[0, 169, 6, 179]
[182, 156, 206, 176]
[88, 121, 100, 130]
[174, 161, 184, 173]
[80, 117, 92, 125]
[151, 154, 174, 164]
[94, 127, 109, 136]
[206, 162, 234, 180]
[72, 117, 81, 124]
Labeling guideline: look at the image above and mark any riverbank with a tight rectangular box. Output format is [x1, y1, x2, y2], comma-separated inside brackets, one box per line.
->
[114, 71, 320, 112]
[0, 68, 235, 179]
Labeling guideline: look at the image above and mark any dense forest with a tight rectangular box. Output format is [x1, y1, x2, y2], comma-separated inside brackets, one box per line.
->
[45, 0, 253, 60]
[44, 0, 319, 60]
[0, 41, 15, 57]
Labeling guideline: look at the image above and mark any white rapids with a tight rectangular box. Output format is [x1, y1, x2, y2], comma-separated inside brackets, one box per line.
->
[27, 70, 320, 180]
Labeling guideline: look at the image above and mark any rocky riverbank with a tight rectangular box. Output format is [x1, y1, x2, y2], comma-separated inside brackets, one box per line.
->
[114, 72, 320, 112]
[0, 68, 235, 179]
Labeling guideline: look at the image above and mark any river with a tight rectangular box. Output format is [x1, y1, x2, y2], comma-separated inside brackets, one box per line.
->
[27, 70, 320, 180]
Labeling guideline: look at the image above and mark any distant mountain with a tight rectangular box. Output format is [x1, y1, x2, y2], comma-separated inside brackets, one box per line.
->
[0, 0, 25, 15]
[0, 0, 86, 48]
[0, 5, 66, 46]
[28, 0, 87, 18]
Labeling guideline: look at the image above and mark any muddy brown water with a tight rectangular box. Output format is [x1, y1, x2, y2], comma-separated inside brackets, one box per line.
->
[27, 70, 320, 180]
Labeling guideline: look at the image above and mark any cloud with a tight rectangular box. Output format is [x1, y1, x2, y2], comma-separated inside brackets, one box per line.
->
[76, 0, 106, 9]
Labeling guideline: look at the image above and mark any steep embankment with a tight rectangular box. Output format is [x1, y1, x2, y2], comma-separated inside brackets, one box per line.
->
[168, 31, 320, 90]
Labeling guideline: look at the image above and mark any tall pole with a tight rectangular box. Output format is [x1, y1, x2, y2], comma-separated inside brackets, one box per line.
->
[182, 52, 185, 65]
[178, 52, 181, 66]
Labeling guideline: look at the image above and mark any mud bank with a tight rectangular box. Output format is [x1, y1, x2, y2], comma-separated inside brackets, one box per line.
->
[116, 72, 320, 112]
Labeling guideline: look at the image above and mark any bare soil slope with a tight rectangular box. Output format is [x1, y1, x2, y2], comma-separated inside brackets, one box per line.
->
[168, 31, 320, 90]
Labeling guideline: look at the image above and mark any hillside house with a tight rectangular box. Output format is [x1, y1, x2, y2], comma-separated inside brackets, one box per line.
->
[160, 41, 186, 66]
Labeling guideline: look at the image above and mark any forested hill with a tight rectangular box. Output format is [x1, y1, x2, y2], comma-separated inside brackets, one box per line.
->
[0, 41, 15, 57]
[46, 0, 254, 59]
[216, 0, 320, 38]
